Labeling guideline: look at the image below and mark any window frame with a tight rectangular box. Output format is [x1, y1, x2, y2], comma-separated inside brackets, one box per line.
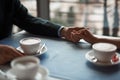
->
[36, 0, 50, 20]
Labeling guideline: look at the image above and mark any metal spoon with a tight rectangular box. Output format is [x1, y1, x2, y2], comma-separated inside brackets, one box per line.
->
[89, 55, 98, 63]
[37, 43, 45, 54]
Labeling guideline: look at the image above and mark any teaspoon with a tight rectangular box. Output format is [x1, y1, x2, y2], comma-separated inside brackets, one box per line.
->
[89, 55, 97, 63]
[37, 43, 45, 54]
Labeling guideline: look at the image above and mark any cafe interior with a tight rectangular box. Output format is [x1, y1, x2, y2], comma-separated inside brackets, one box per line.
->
[1, 0, 120, 80]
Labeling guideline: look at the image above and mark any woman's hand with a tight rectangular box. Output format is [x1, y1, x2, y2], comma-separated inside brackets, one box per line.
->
[78, 29, 98, 44]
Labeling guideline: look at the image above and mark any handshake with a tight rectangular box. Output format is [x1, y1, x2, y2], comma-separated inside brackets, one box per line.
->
[61, 27, 97, 44]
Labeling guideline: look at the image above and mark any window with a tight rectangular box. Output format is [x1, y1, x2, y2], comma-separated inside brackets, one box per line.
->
[21, 0, 37, 17]
[20, 0, 120, 37]
[13, 0, 37, 33]
[50, 0, 120, 37]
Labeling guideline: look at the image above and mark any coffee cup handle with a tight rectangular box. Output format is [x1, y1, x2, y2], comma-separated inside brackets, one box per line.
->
[38, 66, 49, 80]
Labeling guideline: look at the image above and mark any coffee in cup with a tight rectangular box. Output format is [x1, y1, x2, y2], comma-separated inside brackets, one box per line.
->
[19, 37, 41, 55]
[92, 42, 117, 62]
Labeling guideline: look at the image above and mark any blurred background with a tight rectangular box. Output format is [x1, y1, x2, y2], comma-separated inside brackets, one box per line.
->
[13, 0, 120, 37]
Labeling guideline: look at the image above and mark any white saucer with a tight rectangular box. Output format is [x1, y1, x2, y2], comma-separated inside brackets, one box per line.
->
[16, 44, 47, 56]
[85, 50, 120, 66]
[6, 66, 49, 80]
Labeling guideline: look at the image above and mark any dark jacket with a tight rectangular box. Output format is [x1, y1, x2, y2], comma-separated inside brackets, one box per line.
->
[0, 0, 61, 40]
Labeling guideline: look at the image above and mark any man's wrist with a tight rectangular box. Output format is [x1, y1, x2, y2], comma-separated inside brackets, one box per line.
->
[59, 26, 67, 38]
[60, 27, 65, 37]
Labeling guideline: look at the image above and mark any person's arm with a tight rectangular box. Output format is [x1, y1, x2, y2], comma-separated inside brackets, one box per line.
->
[0, 45, 24, 64]
[79, 29, 120, 49]
[13, 0, 85, 43]
[13, 0, 61, 37]
[94, 37, 120, 49]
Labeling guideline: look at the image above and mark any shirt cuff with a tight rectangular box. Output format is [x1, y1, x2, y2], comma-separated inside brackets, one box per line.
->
[58, 26, 64, 37]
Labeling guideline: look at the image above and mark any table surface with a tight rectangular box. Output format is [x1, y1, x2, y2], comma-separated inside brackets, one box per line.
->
[0, 31, 120, 80]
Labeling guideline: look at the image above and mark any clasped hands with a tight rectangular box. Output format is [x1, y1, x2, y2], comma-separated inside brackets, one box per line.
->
[60, 27, 94, 43]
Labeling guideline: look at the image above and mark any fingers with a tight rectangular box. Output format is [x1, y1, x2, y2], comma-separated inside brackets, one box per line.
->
[70, 31, 81, 42]
[0, 45, 24, 64]
[70, 27, 86, 31]
[69, 29, 83, 42]
[63, 27, 90, 43]
[71, 29, 88, 42]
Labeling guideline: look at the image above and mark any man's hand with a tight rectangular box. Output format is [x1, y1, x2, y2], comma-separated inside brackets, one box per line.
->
[60, 27, 85, 42]
[0, 45, 24, 65]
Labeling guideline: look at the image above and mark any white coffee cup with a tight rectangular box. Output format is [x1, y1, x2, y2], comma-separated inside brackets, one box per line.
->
[11, 56, 48, 80]
[92, 43, 117, 62]
[20, 37, 41, 55]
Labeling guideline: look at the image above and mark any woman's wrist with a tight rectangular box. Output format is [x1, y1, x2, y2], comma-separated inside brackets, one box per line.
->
[89, 36, 99, 44]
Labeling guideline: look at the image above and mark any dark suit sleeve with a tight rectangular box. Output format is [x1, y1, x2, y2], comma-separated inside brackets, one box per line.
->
[13, 0, 61, 37]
